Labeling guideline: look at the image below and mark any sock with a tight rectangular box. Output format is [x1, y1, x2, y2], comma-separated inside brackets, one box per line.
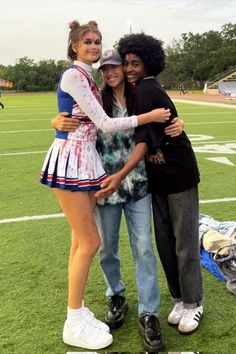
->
[67, 307, 83, 327]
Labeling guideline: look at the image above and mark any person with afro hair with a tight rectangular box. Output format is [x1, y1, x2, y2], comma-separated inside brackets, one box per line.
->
[96, 32, 204, 345]
[118, 32, 165, 78]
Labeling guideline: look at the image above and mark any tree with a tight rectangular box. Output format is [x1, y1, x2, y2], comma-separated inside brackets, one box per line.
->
[221, 23, 236, 43]
[3, 57, 68, 92]
[92, 68, 103, 88]
[161, 23, 236, 88]
[4, 57, 36, 91]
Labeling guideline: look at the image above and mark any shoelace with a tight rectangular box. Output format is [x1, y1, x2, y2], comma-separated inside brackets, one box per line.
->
[145, 316, 160, 335]
[73, 318, 108, 340]
[108, 296, 124, 311]
[173, 301, 184, 314]
[82, 307, 107, 328]
[83, 307, 95, 318]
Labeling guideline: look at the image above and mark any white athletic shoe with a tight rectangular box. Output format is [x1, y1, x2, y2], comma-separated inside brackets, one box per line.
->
[178, 305, 203, 334]
[82, 307, 110, 332]
[168, 301, 184, 325]
[63, 316, 113, 349]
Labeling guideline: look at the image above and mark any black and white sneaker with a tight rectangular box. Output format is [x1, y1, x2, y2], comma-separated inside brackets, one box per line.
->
[105, 295, 128, 329]
[139, 315, 164, 351]
[178, 305, 203, 334]
[168, 301, 184, 325]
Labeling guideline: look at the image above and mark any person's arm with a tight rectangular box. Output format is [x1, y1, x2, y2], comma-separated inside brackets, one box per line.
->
[94, 143, 148, 199]
[164, 117, 184, 137]
[51, 112, 80, 131]
[137, 108, 170, 125]
[61, 69, 170, 134]
[146, 117, 185, 165]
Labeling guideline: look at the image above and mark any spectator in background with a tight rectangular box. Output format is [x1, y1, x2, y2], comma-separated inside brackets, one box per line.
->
[0, 89, 4, 108]
[179, 83, 186, 95]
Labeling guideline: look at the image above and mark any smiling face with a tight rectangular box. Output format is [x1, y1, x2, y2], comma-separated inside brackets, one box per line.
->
[101, 64, 124, 89]
[123, 53, 147, 84]
[74, 31, 102, 65]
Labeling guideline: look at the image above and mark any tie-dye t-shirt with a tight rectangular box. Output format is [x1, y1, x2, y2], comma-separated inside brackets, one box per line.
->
[96, 96, 148, 205]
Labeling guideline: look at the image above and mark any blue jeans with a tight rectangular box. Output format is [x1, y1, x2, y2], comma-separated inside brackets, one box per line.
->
[95, 194, 160, 317]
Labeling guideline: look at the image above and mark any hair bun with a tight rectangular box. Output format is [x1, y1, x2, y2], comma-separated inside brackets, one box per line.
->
[88, 20, 98, 29]
[69, 20, 80, 31]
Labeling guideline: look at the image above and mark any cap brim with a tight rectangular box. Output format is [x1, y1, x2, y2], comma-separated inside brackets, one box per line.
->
[98, 60, 123, 71]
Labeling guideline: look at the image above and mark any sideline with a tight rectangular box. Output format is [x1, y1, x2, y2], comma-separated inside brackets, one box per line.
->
[1, 197, 236, 224]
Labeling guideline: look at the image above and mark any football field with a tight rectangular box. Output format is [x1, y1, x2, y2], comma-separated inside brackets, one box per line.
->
[0, 93, 236, 353]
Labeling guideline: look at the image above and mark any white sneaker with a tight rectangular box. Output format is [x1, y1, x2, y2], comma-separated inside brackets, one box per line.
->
[178, 305, 203, 334]
[82, 307, 110, 332]
[63, 317, 113, 349]
[168, 301, 184, 325]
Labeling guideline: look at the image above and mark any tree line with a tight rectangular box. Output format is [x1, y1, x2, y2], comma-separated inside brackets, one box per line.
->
[160, 23, 236, 89]
[0, 23, 235, 92]
[0, 58, 68, 92]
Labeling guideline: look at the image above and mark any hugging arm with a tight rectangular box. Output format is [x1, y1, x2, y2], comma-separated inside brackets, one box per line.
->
[94, 143, 148, 199]
[147, 117, 185, 164]
[164, 117, 184, 137]
[61, 69, 171, 133]
[51, 112, 80, 131]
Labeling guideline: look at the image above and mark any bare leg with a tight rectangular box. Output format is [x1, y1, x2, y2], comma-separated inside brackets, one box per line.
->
[53, 189, 100, 309]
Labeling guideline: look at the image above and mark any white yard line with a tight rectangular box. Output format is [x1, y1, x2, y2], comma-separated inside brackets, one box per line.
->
[4, 104, 55, 109]
[1, 118, 52, 122]
[1, 139, 236, 157]
[0, 213, 64, 224]
[173, 99, 236, 109]
[0, 128, 52, 134]
[188, 121, 236, 125]
[192, 140, 236, 145]
[182, 112, 236, 115]
[199, 197, 236, 204]
[1, 197, 236, 224]
[2, 111, 56, 116]
[0, 138, 235, 156]
[2, 112, 235, 123]
[0, 151, 47, 156]
[1, 122, 236, 135]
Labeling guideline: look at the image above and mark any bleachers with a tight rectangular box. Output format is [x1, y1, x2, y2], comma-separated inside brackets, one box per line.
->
[204, 68, 236, 95]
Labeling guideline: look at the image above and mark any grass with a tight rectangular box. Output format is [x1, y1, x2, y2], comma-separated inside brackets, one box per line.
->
[0, 93, 236, 353]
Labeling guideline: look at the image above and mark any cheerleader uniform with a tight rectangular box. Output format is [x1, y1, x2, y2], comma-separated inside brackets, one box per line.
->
[40, 61, 138, 191]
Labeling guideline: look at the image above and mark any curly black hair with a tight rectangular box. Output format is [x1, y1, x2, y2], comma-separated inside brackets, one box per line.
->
[117, 33, 165, 76]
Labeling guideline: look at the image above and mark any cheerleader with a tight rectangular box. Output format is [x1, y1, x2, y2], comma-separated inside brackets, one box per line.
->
[40, 20, 170, 350]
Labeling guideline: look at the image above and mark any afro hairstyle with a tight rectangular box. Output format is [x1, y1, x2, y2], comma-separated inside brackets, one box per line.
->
[117, 32, 165, 77]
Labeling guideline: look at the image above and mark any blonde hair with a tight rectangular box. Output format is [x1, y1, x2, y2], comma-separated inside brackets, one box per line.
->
[67, 20, 102, 60]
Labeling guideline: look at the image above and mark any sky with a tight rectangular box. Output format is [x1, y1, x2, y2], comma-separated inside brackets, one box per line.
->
[0, 0, 236, 66]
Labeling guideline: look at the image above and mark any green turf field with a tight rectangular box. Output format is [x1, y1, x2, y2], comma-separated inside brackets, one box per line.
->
[0, 93, 236, 353]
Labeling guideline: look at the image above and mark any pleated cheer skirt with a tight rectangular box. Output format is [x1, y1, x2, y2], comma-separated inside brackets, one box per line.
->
[40, 138, 108, 191]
